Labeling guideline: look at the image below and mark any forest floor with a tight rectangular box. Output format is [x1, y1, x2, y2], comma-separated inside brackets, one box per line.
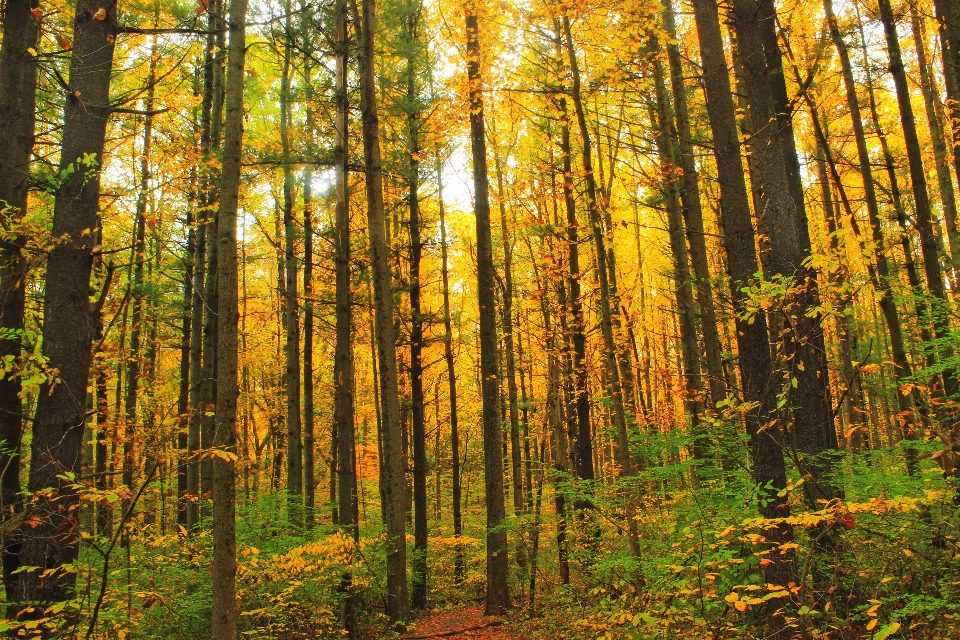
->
[401, 606, 519, 639]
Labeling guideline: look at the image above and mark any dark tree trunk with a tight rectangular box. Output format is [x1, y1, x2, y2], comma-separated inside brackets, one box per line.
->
[0, 0, 39, 591]
[211, 0, 247, 633]
[650, 27, 707, 472]
[465, 4, 510, 616]
[11, 0, 118, 610]
[334, 1, 358, 633]
[301, 0, 316, 528]
[404, 20, 429, 608]
[822, 0, 916, 436]
[731, 0, 838, 507]
[280, 0, 302, 523]
[350, 0, 409, 623]
[690, 3, 796, 635]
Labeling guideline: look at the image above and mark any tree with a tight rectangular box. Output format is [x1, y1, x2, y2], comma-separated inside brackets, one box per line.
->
[465, 0, 510, 615]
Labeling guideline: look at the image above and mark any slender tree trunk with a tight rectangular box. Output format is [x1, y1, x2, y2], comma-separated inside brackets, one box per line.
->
[663, 0, 726, 409]
[211, 0, 247, 633]
[911, 3, 960, 274]
[562, 16, 631, 475]
[301, 0, 316, 528]
[334, 5, 357, 634]
[11, 0, 118, 610]
[0, 0, 39, 591]
[650, 27, 707, 472]
[200, 0, 226, 523]
[404, 16, 429, 607]
[934, 0, 960, 187]
[465, 2, 510, 615]
[435, 155, 464, 583]
[280, 0, 302, 523]
[350, 0, 409, 623]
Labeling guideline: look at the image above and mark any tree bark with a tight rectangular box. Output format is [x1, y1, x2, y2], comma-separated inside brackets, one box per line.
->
[11, 0, 118, 610]
[280, 0, 302, 524]
[351, 0, 409, 623]
[0, 0, 39, 591]
[211, 0, 247, 633]
[690, 2, 796, 632]
[465, 1, 510, 616]
[663, 0, 726, 409]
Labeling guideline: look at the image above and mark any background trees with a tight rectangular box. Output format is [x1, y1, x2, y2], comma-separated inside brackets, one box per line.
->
[1, 0, 960, 638]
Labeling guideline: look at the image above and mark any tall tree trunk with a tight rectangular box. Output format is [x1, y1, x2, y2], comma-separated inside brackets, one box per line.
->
[301, 0, 316, 528]
[350, 0, 409, 623]
[334, 0, 358, 633]
[663, 0, 726, 409]
[0, 0, 39, 591]
[435, 154, 463, 582]
[280, 0, 302, 524]
[562, 16, 631, 475]
[934, 0, 960, 187]
[211, 0, 248, 633]
[465, 2, 510, 616]
[690, 3, 796, 634]
[404, 16, 429, 607]
[650, 27, 707, 472]
[911, 3, 960, 275]
[201, 0, 226, 523]
[11, 0, 118, 609]
[731, 0, 838, 507]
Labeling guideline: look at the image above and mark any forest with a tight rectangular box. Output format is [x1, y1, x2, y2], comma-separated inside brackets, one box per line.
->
[1, 0, 960, 637]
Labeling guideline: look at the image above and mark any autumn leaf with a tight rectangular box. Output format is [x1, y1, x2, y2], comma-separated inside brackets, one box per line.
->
[92, 7, 106, 20]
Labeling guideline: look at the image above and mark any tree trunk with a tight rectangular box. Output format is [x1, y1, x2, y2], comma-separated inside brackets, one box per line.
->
[465, 2, 510, 616]
[351, 0, 409, 623]
[0, 0, 39, 591]
[690, 2, 796, 634]
[211, 0, 247, 633]
[934, 0, 960, 187]
[11, 0, 118, 610]
[663, 0, 726, 409]
[301, 0, 316, 528]
[435, 154, 463, 583]
[731, 0, 838, 507]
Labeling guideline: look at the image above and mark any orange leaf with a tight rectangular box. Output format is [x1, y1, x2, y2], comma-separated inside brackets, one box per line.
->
[92, 7, 106, 20]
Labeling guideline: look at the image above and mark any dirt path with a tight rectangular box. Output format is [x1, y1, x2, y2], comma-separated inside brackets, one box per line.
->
[401, 606, 519, 639]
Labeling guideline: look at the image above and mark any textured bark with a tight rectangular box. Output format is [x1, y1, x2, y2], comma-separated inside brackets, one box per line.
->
[351, 0, 409, 623]
[465, 2, 510, 616]
[731, 0, 838, 507]
[11, 0, 117, 610]
[690, 1, 795, 629]
[934, 0, 960, 188]
[301, 0, 316, 527]
[405, 26, 429, 608]
[333, 2, 358, 634]
[200, 0, 226, 523]
[911, 3, 960, 273]
[211, 0, 247, 633]
[878, 0, 956, 401]
[280, 0, 302, 523]
[0, 0, 38, 592]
